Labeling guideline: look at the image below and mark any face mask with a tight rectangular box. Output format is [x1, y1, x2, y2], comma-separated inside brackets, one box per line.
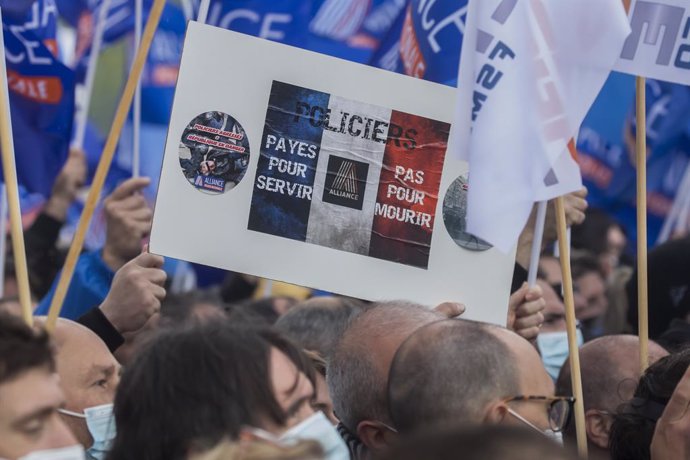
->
[507, 408, 563, 446]
[537, 329, 584, 381]
[15, 445, 85, 460]
[280, 411, 350, 460]
[58, 404, 116, 460]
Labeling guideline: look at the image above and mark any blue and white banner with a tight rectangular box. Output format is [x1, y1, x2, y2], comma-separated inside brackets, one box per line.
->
[614, 0, 690, 85]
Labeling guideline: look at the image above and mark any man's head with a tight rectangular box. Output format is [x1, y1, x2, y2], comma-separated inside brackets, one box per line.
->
[388, 319, 555, 435]
[327, 301, 441, 453]
[0, 313, 78, 459]
[49, 319, 121, 449]
[275, 296, 367, 359]
[556, 335, 668, 458]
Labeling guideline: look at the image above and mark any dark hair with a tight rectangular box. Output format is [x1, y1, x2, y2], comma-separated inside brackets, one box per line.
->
[160, 290, 226, 324]
[226, 297, 298, 326]
[609, 349, 690, 460]
[275, 296, 368, 358]
[0, 312, 54, 384]
[571, 208, 624, 256]
[380, 424, 575, 460]
[107, 321, 314, 460]
[388, 320, 519, 433]
[571, 250, 605, 280]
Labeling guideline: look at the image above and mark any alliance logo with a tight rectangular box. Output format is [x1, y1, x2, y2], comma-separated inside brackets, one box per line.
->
[194, 175, 226, 193]
[323, 155, 369, 210]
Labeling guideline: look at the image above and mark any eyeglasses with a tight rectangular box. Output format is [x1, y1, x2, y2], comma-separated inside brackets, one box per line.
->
[504, 395, 575, 432]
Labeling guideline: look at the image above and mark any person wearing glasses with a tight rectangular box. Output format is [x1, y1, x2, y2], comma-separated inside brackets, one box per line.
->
[387, 319, 573, 442]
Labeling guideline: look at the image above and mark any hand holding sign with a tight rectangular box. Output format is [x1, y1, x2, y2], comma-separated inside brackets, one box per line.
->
[507, 283, 546, 342]
[103, 177, 153, 271]
[99, 251, 166, 335]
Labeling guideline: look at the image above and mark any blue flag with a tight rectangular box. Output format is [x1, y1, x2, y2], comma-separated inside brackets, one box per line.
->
[141, 2, 186, 125]
[370, 0, 468, 86]
[205, 0, 312, 48]
[2, 0, 75, 197]
[579, 78, 690, 248]
[307, 0, 405, 63]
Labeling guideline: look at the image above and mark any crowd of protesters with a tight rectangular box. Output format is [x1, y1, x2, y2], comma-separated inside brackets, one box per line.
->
[2, 151, 690, 460]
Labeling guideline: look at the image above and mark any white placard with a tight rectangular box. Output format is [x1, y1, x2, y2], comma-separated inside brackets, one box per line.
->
[150, 22, 516, 325]
[614, 0, 690, 85]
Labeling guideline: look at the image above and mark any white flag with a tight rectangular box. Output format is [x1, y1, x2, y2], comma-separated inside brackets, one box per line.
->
[450, 0, 631, 252]
[614, 0, 690, 85]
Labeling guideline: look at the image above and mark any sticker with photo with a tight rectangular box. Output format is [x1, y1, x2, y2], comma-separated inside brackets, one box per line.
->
[442, 175, 492, 251]
[179, 111, 250, 195]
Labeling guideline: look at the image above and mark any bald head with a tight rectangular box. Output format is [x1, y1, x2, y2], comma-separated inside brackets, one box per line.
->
[556, 335, 668, 455]
[327, 301, 441, 433]
[39, 318, 120, 448]
[556, 335, 668, 412]
[388, 320, 521, 433]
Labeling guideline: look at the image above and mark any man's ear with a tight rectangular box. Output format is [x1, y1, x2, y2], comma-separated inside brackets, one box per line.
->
[483, 401, 510, 425]
[585, 409, 611, 449]
[357, 420, 397, 453]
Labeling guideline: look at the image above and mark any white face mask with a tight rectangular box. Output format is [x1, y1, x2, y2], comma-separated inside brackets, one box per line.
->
[58, 404, 116, 460]
[280, 411, 350, 460]
[507, 408, 563, 446]
[15, 445, 85, 460]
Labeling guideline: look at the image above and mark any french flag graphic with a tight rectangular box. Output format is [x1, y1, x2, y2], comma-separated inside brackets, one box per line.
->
[248, 81, 449, 269]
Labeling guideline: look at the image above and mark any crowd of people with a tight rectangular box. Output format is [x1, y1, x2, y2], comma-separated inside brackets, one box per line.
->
[2, 152, 690, 460]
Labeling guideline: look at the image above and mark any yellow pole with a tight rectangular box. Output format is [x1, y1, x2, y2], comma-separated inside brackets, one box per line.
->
[635, 76, 649, 373]
[45, 0, 167, 332]
[556, 196, 587, 459]
[0, 8, 33, 326]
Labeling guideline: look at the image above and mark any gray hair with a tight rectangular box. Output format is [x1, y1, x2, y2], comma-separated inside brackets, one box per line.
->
[327, 301, 441, 432]
[275, 297, 367, 359]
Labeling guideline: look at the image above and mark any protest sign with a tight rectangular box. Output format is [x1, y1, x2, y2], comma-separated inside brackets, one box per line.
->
[150, 22, 515, 325]
[614, 0, 690, 85]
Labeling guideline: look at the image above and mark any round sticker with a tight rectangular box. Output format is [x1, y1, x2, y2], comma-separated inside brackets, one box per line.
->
[442, 175, 492, 251]
[178, 111, 250, 195]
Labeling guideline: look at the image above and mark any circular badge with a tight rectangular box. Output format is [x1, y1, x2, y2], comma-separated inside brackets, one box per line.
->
[178, 111, 250, 195]
[442, 175, 492, 251]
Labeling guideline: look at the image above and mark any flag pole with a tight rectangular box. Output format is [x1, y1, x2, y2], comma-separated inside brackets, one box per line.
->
[0, 9, 33, 326]
[45, 0, 167, 332]
[196, 0, 211, 23]
[0, 185, 8, 298]
[132, 0, 143, 178]
[527, 200, 548, 286]
[556, 196, 587, 458]
[636, 76, 649, 373]
[72, 0, 113, 150]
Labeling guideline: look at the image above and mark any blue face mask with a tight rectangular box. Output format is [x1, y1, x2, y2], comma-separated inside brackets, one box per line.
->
[280, 412, 350, 460]
[59, 404, 116, 460]
[537, 330, 584, 381]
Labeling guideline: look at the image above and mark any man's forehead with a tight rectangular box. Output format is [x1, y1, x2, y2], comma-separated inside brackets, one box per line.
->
[0, 370, 65, 419]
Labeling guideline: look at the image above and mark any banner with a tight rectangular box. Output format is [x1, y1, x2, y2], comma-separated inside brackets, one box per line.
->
[614, 0, 690, 85]
[2, 0, 75, 197]
[451, 0, 631, 252]
[371, 0, 469, 86]
[150, 23, 516, 324]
